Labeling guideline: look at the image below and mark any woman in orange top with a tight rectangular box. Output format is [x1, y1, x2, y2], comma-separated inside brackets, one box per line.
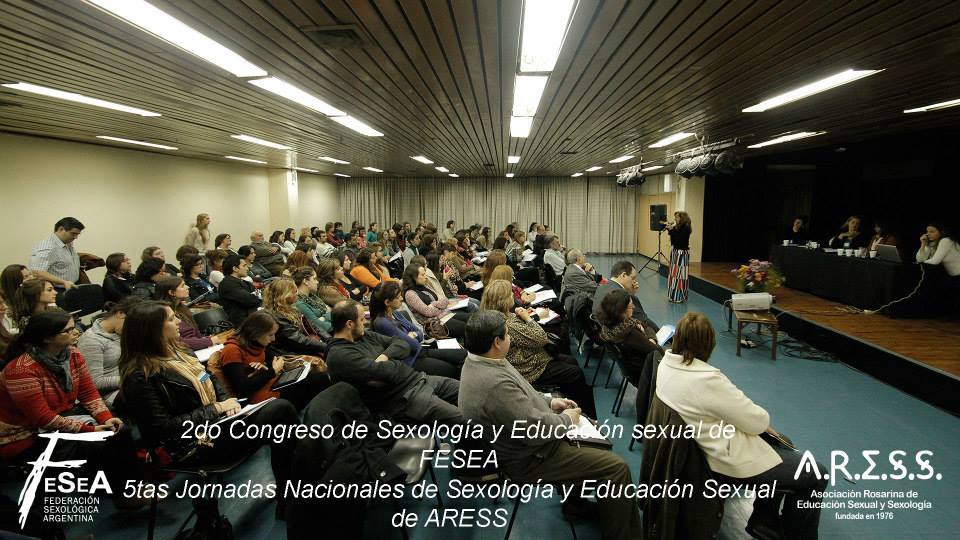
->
[349, 247, 398, 289]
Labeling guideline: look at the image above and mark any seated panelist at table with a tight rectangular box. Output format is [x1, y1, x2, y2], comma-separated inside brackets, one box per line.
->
[785, 216, 808, 245]
[827, 215, 869, 250]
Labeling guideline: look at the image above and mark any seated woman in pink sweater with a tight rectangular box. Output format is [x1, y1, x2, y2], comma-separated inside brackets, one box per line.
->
[401, 263, 469, 339]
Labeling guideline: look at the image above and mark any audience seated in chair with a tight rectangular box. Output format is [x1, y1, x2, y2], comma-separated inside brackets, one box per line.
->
[489, 265, 535, 306]
[180, 253, 219, 303]
[118, 301, 297, 517]
[205, 249, 229, 288]
[239, 245, 272, 282]
[655, 312, 828, 539]
[76, 296, 141, 404]
[102, 252, 135, 303]
[131, 257, 168, 300]
[217, 255, 261, 327]
[290, 267, 333, 336]
[141, 246, 180, 277]
[593, 260, 659, 333]
[350, 247, 397, 289]
[326, 299, 463, 424]
[315, 258, 351, 307]
[458, 310, 641, 540]
[479, 280, 596, 417]
[260, 279, 327, 356]
[402, 232, 421, 267]
[401, 263, 469, 339]
[249, 231, 286, 276]
[370, 282, 465, 379]
[560, 250, 599, 299]
[155, 277, 227, 352]
[11, 278, 57, 330]
[543, 235, 566, 277]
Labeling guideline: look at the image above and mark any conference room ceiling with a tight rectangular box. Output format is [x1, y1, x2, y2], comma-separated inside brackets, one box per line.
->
[1, 0, 959, 178]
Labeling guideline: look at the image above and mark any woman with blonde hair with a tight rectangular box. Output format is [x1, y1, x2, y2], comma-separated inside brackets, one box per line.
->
[184, 213, 211, 251]
[480, 280, 596, 418]
[489, 265, 535, 305]
[665, 210, 692, 303]
[480, 249, 508, 286]
[260, 279, 327, 355]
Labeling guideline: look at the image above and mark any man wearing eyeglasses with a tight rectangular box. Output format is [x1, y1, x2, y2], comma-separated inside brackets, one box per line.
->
[593, 260, 660, 334]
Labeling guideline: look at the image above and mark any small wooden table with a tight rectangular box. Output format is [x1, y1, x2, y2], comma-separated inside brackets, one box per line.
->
[729, 309, 779, 360]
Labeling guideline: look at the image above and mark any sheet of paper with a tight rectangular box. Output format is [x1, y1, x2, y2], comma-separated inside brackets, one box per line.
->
[472, 256, 487, 264]
[522, 249, 533, 256]
[568, 416, 605, 440]
[195, 344, 224, 363]
[469, 281, 484, 290]
[532, 289, 557, 305]
[536, 310, 560, 325]
[448, 298, 470, 310]
[388, 251, 403, 262]
[522, 253, 537, 262]
[439, 312, 455, 325]
[436, 338, 462, 350]
[216, 397, 275, 425]
[656, 324, 676, 347]
[523, 283, 543, 293]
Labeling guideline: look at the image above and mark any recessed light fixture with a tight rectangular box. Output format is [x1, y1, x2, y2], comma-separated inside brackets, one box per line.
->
[508, 155, 521, 164]
[435, 166, 449, 173]
[248, 77, 345, 116]
[2, 82, 161, 116]
[225, 155, 267, 164]
[334, 173, 350, 177]
[904, 98, 960, 113]
[747, 131, 827, 148]
[506, 173, 515, 178]
[641, 165, 664, 172]
[510, 116, 533, 138]
[319, 156, 349, 164]
[519, 0, 576, 73]
[585, 166, 601, 171]
[96, 135, 177, 150]
[649, 132, 695, 148]
[411, 156, 433, 164]
[742, 69, 883, 112]
[294, 167, 319, 173]
[448, 173, 459, 178]
[87, 0, 267, 78]
[232, 134, 290, 150]
[330, 115, 384, 137]
[571, 172, 583, 177]
[512, 75, 548, 117]
[608, 155, 635, 163]
[363, 166, 383, 172]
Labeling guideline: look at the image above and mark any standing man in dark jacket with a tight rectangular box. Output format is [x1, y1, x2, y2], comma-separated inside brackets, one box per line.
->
[326, 300, 462, 425]
[250, 231, 285, 276]
[218, 255, 261, 327]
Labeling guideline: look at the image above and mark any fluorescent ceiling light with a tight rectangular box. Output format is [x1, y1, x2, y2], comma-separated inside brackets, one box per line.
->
[649, 132, 695, 148]
[232, 134, 289, 150]
[319, 156, 349, 164]
[508, 155, 521, 164]
[225, 155, 266, 164]
[641, 165, 664, 172]
[435, 166, 449, 172]
[334, 173, 350, 177]
[585, 166, 601, 171]
[87, 0, 266, 78]
[448, 173, 459, 178]
[742, 69, 883, 112]
[96, 135, 176, 150]
[904, 98, 960, 113]
[294, 167, 318, 173]
[510, 116, 533, 137]
[512, 75, 548, 117]
[747, 131, 827, 149]
[248, 77, 345, 117]
[363, 166, 383, 172]
[2, 82, 160, 116]
[571, 172, 583, 177]
[608, 155, 634, 163]
[506, 173, 515, 178]
[330, 115, 384, 137]
[411, 155, 433, 164]
[519, 0, 576, 73]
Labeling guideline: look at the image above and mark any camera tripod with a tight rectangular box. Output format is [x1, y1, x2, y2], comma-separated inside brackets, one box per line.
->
[639, 227, 669, 274]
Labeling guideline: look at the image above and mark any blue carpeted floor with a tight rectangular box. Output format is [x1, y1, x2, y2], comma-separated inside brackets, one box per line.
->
[10, 255, 959, 539]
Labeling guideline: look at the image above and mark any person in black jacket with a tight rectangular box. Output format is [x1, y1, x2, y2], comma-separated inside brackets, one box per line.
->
[180, 253, 218, 303]
[259, 278, 327, 356]
[326, 300, 462, 425]
[102, 252, 135, 303]
[131, 257, 168, 299]
[218, 255, 261, 327]
[117, 301, 298, 516]
[593, 260, 660, 332]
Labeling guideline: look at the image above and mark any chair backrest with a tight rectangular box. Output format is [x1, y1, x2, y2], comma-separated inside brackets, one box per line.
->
[543, 263, 561, 292]
[60, 284, 105, 317]
[193, 307, 232, 335]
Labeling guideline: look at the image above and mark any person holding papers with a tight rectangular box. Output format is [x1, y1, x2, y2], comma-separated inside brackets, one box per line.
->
[118, 301, 298, 517]
[458, 310, 640, 539]
[480, 280, 596, 418]
[369, 283, 465, 379]
[217, 312, 330, 409]
[402, 264, 469, 339]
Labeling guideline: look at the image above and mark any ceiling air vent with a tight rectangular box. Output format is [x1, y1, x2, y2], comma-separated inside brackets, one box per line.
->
[299, 25, 369, 49]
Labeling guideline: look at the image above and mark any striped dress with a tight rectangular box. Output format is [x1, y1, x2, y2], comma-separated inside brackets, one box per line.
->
[667, 225, 691, 303]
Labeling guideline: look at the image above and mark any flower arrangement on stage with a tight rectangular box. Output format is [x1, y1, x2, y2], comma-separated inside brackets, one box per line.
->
[732, 259, 785, 293]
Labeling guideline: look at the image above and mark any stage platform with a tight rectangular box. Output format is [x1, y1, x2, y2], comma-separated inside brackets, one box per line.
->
[664, 261, 960, 415]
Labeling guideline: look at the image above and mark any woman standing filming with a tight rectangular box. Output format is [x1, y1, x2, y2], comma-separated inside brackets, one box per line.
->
[184, 213, 211, 251]
[666, 211, 692, 303]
